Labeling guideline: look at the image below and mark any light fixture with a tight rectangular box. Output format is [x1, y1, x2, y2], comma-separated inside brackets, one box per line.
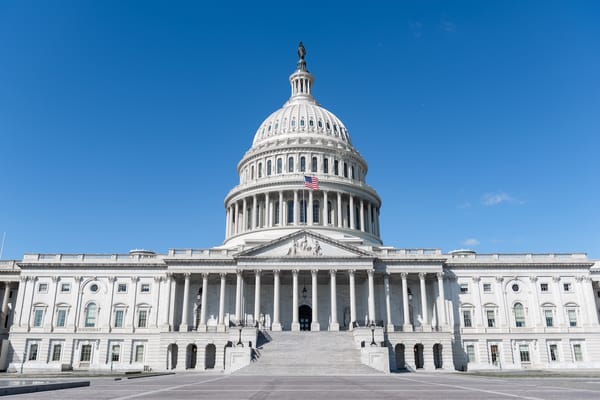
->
[302, 285, 308, 300]
[407, 288, 413, 301]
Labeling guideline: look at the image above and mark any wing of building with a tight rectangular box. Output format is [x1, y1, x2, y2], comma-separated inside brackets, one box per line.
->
[2, 44, 600, 374]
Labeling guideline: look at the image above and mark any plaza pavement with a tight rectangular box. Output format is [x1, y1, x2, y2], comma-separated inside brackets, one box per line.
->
[8, 372, 600, 399]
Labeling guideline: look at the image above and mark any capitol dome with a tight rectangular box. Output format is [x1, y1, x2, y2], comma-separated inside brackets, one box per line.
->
[223, 43, 382, 248]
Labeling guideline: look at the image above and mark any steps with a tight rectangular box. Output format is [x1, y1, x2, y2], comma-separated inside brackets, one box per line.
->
[235, 331, 385, 375]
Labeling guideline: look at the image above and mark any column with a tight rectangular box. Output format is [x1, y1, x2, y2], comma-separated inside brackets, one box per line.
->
[235, 270, 242, 322]
[384, 273, 393, 332]
[1, 282, 10, 329]
[349, 270, 356, 330]
[265, 192, 270, 228]
[242, 198, 247, 232]
[16, 276, 28, 327]
[253, 195, 258, 229]
[225, 207, 231, 238]
[437, 272, 447, 327]
[360, 199, 365, 232]
[323, 191, 328, 225]
[279, 191, 284, 226]
[218, 273, 226, 326]
[375, 208, 380, 236]
[46, 277, 60, 330]
[168, 274, 175, 330]
[552, 276, 565, 326]
[349, 195, 355, 229]
[367, 202, 372, 234]
[234, 202, 239, 234]
[180, 273, 191, 331]
[254, 270, 261, 326]
[528, 276, 540, 327]
[329, 270, 339, 331]
[291, 269, 300, 331]
[153, 276, 162, 328]
[367, 269, 375, 323]
[199, 273, 208, 329]
[311, 269, 320, 331]
[401, 273, 412, 331]
[419, 272, 429, 328]
[337, 192, 342, 228]
[294, 190, 299, 225]
[106, 277, 116, 329]
[272, 269, 282, 331]
[584, 277, 600, 325]
[129, 277, 139, 331]
[308, 189, 313, 226]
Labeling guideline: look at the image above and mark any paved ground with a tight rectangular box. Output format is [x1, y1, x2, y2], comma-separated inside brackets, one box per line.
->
[8, 372, 600, 399]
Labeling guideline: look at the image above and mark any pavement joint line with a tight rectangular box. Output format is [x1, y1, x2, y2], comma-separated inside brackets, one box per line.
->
[110, 375, 229, 400]
[544, 385, 600, 394]
[394, 375, 547, 400]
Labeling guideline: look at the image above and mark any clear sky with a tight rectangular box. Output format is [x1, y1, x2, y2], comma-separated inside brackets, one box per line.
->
[1, 1, 599, 259]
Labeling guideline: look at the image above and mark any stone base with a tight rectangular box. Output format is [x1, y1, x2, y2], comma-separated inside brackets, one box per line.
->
[291, 322, 300, 331]
[311, 322, 320, 331]
[197, 325, 207, 332]
[217, 324, 226, 332]
[386, 324, 395, 333]
[179, 324, 189, 332]
[402, 324, 413, 332]
[329, 322, 339, 331]
[271, 322, 282, 331]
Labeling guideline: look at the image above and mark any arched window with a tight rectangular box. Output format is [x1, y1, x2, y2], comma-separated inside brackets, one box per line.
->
[334, 160, 339, 175]
[258, 162, 263, 178]
[311, 157, 318, 173]
[300, 156, 306, 172]
[251, 165, 255, 180]
[267, 160, 272, 176]
[277, 158, 282, 174]
[85, 303, 97, 327]
[323, 158, 329, 174]
[288, 157, 294, 172]
[313, 200, 320, 224]
[514, 303, 525, 327]
[343, 162, 348, 178]
[300, 119, 305, 127]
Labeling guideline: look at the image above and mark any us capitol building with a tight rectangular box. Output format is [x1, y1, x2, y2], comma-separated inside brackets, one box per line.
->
[1, 44, 599, 374]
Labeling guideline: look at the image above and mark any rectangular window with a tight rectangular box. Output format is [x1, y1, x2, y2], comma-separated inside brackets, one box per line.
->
[138, 310, 148, 328]
[287, 200, 294, 224]
[460, 283, 469, 294]
[111, 345, 120, 362]
[486, 310, 496, 328]
[545, 310, 554, 327]
[56, 309, 67, 327]
[38, 283, 48, 293]
[140, 283, 150, 293]
[135, 345, 144, 363]
[462, 310, 472, 327]
[28, 343, 38, 361]
[519, 344, 530, 362]
[540, 283, 548, 292]
[323, 158, 329, 174]
[549, 344, 559, 361]
[117, 284, 127, 293]
[334, 160, 339, 175]
[490, 344, 499, 365]
[60, 283, 71, 293]
[573, 344, 583, 361]
[563, 283, 572, 292]
[568, 309, 577, 327]
[483, 283, 492, 293]
[466, 344, 476, 362]
[114, 310, 124, 328]
[80, 344, 92, 362]
[33, 309, 44, 327]
[51, 344, 62, 362]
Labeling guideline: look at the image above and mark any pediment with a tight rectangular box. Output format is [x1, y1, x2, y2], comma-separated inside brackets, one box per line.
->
[235, 230, 373, 259]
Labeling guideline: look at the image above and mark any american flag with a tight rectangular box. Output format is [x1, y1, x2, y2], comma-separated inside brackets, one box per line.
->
[304, 176, 319, 190]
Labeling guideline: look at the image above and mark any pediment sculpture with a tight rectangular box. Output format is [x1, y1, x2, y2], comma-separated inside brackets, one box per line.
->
[286, 235, 322, 256]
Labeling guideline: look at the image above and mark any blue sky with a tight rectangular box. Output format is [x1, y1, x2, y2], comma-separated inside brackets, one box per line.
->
[1, 1, 599, 259]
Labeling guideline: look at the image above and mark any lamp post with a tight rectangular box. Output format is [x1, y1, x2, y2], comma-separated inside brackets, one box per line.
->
[20, 350, 26, 374]
[237, 323, 243, 347]
[370, 321, 376, 346]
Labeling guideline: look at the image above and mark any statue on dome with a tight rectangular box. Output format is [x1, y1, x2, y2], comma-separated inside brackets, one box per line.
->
[298, 42, 306, 60]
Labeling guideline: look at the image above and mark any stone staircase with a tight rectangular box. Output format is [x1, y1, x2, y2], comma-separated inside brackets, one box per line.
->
[235, 330, 385, 375]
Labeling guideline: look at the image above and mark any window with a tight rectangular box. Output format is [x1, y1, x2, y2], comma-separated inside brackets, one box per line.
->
[462, 310, 472, 327]
[545, 309, 554, 327]
[519, 344, 530, 362]
[288, 157, 294, 172]
[90, 283, 99, 293]
[540, 283, 549, 292]
[33, 308, 44, 327]
[300, 156, 306, 172]
[111, 344, 121, 362]
[135, 345, 145, 363]
[549, 344, 559, 362]
[51, 344, 62, 362]
[486, 309, 496, 328]
[291, 119, 296, 127]
[80, 344, 92, 362]
[140, 284, 150, 293]
[312, 200, 319, 224]
[56, 309, 67, 327]
[573, 344, 583, 361]
[60, 283, 71, 293]
[266, 160, 272, 176]
[327, 201, 332, 224]
[311, 156, 317, 173]
[514, 303, 525, 327]
[274, 202, 280, 225]
[563, 283, 572, 292]
[114, 309, 124, 328]
[300, 119, 305, 127]
[258, 162, 262, 178]
[309, 119, 314, 127]
[251, 165, 254, 179]
[117, 283, 127, 293]
[287, 200, 294, 224]
[466, 344, 476, 362]
[277, 158, 282, 174]
[334, 160, 339, 175]
[459, 283, 469, 294]
[567, 309, 577, 327]
[351, 166, 355, 179]
[511, 283, 520, 292]
[490, 344, 499, 365]
[299, 199, 307, 224]
[138, 310, 148, 328]
[28, 343, 38, 361]
[323, 158, 329, 174]
[483, 283, 492, 293]
[343, 162, 348, 178]
[38, 283, 48, 293]
[85, 303, 97, 327]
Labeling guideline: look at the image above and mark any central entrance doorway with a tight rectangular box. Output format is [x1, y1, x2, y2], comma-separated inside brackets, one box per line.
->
[299, 305, 312, 331]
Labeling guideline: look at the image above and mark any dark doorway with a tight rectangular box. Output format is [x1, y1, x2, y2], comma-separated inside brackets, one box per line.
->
[187, 344, 197, 369]
[433, 344, 443, 369]
[414, 344, 424, 369]
[205, 344, 216, 369]
[299, 305, 312, 331]
[395, 343, 406, 370]
[167, 343, 178, 370]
